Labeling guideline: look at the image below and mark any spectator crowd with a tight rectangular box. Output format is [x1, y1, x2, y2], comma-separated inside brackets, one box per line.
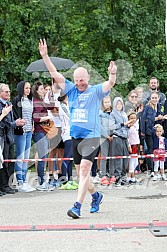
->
[0, 75, 167, 196]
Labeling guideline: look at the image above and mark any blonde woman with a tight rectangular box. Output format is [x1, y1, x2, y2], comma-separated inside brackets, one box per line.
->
[141, 92, 164, 176]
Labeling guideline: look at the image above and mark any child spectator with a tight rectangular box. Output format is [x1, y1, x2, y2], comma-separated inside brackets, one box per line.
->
[163, 99, 167, 138]
[152, 124, 167, 181]
[127, 111, 140, 183]
[109, 97, 132, 185]
[99, 95, 113, 185]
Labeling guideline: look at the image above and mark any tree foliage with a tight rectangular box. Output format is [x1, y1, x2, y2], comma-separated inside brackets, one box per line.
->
[0, 0, 166, 97]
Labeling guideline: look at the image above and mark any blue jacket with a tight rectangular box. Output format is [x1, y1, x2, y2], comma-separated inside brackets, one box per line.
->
[141, 104, 162, 136]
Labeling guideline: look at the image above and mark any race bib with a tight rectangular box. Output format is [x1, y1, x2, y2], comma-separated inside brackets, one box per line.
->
[72, 109, 88, 122]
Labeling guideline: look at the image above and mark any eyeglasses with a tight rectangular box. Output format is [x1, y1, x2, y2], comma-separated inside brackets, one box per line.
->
[130, 95, 137, 98]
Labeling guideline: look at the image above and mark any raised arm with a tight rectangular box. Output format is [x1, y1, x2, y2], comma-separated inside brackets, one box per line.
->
[102, 61, 117, 93]
[39, 39, 65, 90]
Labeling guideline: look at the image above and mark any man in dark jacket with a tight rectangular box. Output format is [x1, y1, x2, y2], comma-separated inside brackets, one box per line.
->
[0, 83, 25, 194]
[142, 77, 166, 107]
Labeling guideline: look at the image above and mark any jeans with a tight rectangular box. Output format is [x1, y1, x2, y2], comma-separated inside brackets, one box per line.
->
[15, 132, 32, 184]
[145, 134, 153, 172]
[61, 140, 73, 181]
[33, 132, 49, 184]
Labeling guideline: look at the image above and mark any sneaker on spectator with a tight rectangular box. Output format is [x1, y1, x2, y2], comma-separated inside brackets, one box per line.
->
[61, 181, 78, 190]
[67, 203, 81, 218]
[18, 184, 24, 192]
[120, 176, 128, 186]
[47, 183, 55, 191]
[18, 183, 36, 193]
[49, 179, 57, 187]
[26, 184, 36, 192]
[161, 174, 167, 181]
[129, 179, 137, 184]
[115, 176, 121, 187]
[55, 180, 63, 187]
[93, 174, 100, 184]
[115, 182, 121, 187]
[110, 176, 116, 183]
[153, 175, 158, 181]
[100, 176, 110, 186]
[150, 172, 154, 177]
[36, 182, 47, 191]
[36, 182, 55, 191]
[90, 192, 104, 213]
[157, 173, 161, 179]
[106, 172, 110, 178]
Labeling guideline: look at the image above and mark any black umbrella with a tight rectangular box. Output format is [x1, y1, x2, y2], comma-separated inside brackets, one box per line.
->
[26, 57, 75, 72]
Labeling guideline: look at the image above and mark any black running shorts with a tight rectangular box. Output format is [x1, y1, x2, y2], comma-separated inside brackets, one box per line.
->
[72, 137, 100, 164]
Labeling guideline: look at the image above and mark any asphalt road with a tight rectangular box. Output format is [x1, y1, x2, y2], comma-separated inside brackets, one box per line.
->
[0, 171, 167, 252]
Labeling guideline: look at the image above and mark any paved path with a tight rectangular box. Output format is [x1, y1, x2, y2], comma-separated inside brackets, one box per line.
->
[0, 172, 167, 251]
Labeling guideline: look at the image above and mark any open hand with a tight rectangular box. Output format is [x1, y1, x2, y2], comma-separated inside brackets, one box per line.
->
[39, 39, 48, 57]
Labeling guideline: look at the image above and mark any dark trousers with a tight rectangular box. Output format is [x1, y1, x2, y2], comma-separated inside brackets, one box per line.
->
[91, 147, 100, 177]
[111, 136, 129, 177]
[0, 142, 14, 189]
[145, 134, 153, 172]
[61, 139, 73, 181]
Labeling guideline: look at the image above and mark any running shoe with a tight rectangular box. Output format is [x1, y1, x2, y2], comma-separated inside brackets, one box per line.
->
[90, 192, 104, 213]
[67, 203, 81, 218]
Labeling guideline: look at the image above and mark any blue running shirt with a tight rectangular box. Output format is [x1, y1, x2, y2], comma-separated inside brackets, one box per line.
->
[64, 79, 109, 139]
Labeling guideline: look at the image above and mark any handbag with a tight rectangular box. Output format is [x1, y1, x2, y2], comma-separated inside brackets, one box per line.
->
[40, 120, 58, 139]
[14, 126, 24, 135]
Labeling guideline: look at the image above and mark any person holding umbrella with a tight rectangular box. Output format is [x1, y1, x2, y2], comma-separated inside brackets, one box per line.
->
[38, 39, 117, 219]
